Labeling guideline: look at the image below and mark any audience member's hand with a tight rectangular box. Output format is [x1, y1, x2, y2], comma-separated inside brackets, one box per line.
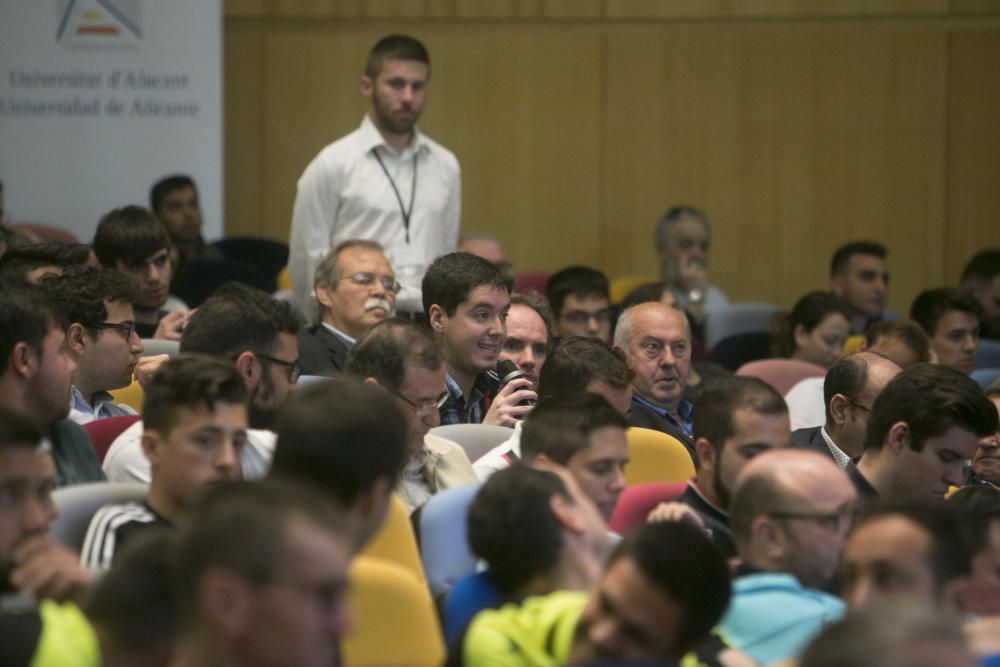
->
[677, 256, 709, 293]
[134, 354, 170, 390]
[152, 309, 193, 341]
[10, 536, 90, 604]
[483, 377, 537, 427]
[647, 501, 705, 529]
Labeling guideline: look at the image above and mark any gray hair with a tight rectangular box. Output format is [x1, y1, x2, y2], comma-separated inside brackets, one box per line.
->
[653, 206, 710, 246]
[613, 302, 691, 353]
[313, 239, 387, 291]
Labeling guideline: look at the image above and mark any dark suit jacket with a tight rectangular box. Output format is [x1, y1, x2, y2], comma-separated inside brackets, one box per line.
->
[627, 400, 696, 463]
[790, 426, 836, 461]
[297, 324, 351, 377]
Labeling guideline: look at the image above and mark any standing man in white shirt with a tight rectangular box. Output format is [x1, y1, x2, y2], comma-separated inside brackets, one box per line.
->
[289, 34, 460, 314]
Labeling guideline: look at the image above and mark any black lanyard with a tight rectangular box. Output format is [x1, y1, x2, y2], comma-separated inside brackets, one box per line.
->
[372, 149, 417, 243]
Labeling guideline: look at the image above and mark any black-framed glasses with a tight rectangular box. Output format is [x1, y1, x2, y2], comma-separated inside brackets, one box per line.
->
[340, 272, 401, 295]
[769, 508, 858, 534]
[560, 308, 612, 326]
[91, 321, 137, 340]
[378, 381, 448, 418]
[255, 353, 302, 384]
[842, 394, 871, 413]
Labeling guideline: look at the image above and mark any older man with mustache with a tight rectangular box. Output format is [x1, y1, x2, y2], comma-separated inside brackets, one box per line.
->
[298, 239, 398, 376]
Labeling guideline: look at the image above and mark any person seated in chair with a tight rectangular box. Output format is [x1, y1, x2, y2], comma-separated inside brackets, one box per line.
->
[81, 357, 247, 570]
[910, 287, 982, 375]
[545, 265, 612, 343]
[150, 174, 220, 288]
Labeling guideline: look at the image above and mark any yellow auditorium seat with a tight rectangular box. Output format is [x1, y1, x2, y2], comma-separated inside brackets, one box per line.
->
[109, 379, 144, 414]
[277, 265, 291, 291]
[843, 334, 865, 356]
[624, 427, 696, 485]
[610, 275, 655, 304]
[342, 556, 445, 667]
[358, 496, 425, 583]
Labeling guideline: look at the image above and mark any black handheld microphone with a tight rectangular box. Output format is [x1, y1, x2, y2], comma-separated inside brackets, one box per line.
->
[496, 360, 536, 407]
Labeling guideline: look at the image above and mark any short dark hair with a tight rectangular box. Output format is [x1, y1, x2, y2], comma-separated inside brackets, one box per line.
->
[92, 205, 171, 269]
[654, 206, 710, 246]
[692, 376, 787, 465]
[510, 290, 554, 343]
[520, 392, 628, 464]
[422, 251, 511, 317]
[0, 404, 43, 453]
[537, 337, 634, 402]
[608, 521, 731, 656]
[0, 280, 64, 377]
[863, 363, 998, 453]
[773, 291, 847, 358]
[0, 241, 91, 281]
[544, 266, 609, 318]
[150, 174, 197, 216]
[142, 356, 247, 437]
[618, 281, 670, 310]
[365, 34, 429, 79]
[864, 319, 930, 364]
[172, 480, 346, 626]
[181, 282, 301, 359]
[467, 465, 569, 595]
[909, 288, 982, 336]
[39, 266, 137, 335]
[346, 317, 442, 392]
[960, 249, 1000, 284]
[270, 377, 408, 507]
[946, 485, 1000, 558]
[85, 529, 176, 660]
[823, 353, 876, 422]
[830, 241, 887, 277]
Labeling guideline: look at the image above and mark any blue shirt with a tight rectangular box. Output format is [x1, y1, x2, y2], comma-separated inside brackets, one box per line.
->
[631, 394, 694, 438]
[68, 386, 137, 426]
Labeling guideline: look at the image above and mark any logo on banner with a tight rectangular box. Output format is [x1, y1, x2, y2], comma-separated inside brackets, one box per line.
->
[57, 0, 142, 48]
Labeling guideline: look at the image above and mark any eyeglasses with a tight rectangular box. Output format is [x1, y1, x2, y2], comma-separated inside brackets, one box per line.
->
[842, 394, 872, 413]
[379, 381, 448, 418]
[255, 353, 302, 384]
[91, 321, 137, 340]
[769, 507, 858, 534]
[560, 309, 612, 326]
[340, 272, 401, 295]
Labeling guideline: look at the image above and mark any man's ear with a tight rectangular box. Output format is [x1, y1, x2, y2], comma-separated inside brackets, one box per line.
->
[66, 323, 88, 356]
[550, 494, 584, 534]
[141, 431, 163, 466]
[830, 275, 845, 297]
[233, 351, 258, 388]
[427, 304, 447, 334]
[694, 438, 715, 475]
[316, 283, 335, 310]
[753, 515, 785, 561]
[886, 421, 910, 455]
[200, 567, 253, 637]
[792, 323, 809, 350]
[829, 394, 850, 427]
[7, 341, 36, 380]
[360, 74, 373, 99]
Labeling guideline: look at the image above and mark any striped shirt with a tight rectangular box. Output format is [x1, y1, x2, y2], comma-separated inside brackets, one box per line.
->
[80, 501, 170, 570]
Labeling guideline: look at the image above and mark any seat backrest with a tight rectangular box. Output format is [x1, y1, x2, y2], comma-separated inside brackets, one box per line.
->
[610, 275, 655, 304]
[341, 556, 445, 667]
[704, 302, 782, 350]
[976, 339, 1000, 370]
[139, 338, 180, 358]
[512, 270, 552, 295]
[359, 496, 425, 583]
[429, 424, 514, 464]
[709, 332, 774, 371]
[736, 358, 828, 396]
[109, 379, 145, 414]
[83, 415, 142, 463]
[416, 483, 481, 597]
[624, 427, 695, 485]
[50, 482, 149, 550]
[173, 257, 274, 308]
[210, 237, 290, 281]
[609, 482, 687, 535]
[972, 367, 1000, 390]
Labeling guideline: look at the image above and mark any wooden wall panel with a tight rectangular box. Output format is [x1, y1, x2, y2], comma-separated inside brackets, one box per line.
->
[604, 25, 947, 313]
[945, 31, 1000, 282]
[224, 23, 265, 237]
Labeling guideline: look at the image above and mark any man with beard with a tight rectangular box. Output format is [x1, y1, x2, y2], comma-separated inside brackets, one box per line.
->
[81, 357, 247, 569]
[298, 240, 398, 376]
[653, 376, 792, 558]
[290, 34, 460, 313]
[103, 283, 301, 482]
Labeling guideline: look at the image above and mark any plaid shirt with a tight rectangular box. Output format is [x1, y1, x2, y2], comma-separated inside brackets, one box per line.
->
[439, 371, 500, 425]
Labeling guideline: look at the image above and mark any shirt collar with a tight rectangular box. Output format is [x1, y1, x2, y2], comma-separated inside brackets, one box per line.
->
[321, 322, 356, 347]
[820, 426, 853, 470]
[359, 114, 428, 157]
[632, 393, 693, 425]
[71, 386, 116, 414]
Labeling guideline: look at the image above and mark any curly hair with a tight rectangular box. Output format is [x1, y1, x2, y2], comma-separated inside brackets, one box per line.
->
[40, 266, 138, 334]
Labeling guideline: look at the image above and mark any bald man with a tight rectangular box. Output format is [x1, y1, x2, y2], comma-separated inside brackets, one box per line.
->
[719, 449, 858, 666]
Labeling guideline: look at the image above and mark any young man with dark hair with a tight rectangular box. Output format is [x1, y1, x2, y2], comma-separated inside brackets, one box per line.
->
[850, 363, 998, 503]
[103, 283, 301, 483]
[455, 521, 732, 666]
[545, 265, 612, 341]
[270, 376, 408, 551]
[960, 248, 1000, 339]
[0, 407, 99, 666]
[0, 241, 91, 283]
[149, 174, 216, 286]
[910, 287, 982, 374]
[474, 336, 634, 480]
[290, 34, 460, 313]
[519, 393, 630, 521]
[829, 240, 890, 334]
[790, 352, 901, 467]
[169, 480, 352, 667]
[40, 266, 144, 424]
[299, 239, 398, 376]
[347, 317, 477, 513]
[423, 251, 534, 426]
[660, 376, 791, 558]
[92, 205, 187, 339]
[0, 280, 102, 486]
[81, 357, 247, 570]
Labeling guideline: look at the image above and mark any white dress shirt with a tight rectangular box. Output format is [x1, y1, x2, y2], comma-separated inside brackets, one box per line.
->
[472, 421, 523, 481]
[289, 114, 461, 312]
[102, 420, 275, 483]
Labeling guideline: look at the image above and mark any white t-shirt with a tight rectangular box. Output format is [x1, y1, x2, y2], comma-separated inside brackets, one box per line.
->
[472, 421, 523, 481]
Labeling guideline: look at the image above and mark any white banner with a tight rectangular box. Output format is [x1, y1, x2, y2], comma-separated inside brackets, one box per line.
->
[0, 0, 222, 242]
